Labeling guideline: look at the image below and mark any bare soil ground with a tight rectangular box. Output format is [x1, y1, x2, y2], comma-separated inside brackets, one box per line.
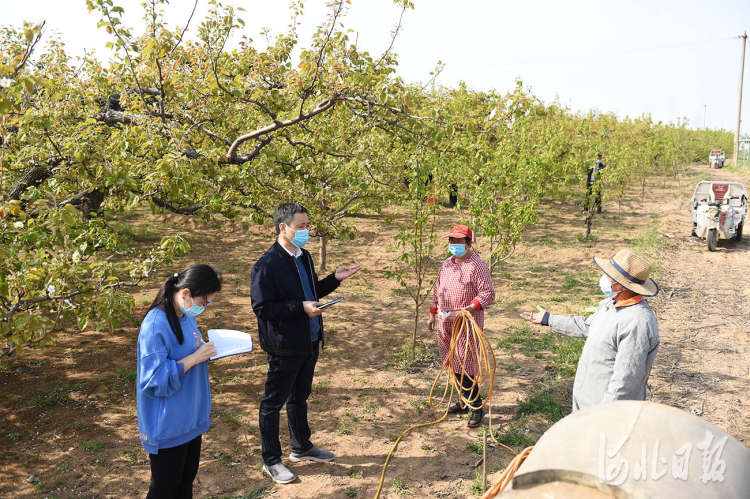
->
[1, 164, 747, 499]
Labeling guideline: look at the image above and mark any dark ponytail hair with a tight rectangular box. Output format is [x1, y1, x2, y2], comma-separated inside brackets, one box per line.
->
[147, 264, 223, 344]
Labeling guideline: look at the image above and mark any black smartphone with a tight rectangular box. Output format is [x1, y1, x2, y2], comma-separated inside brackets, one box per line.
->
[317, 297, 344, 309]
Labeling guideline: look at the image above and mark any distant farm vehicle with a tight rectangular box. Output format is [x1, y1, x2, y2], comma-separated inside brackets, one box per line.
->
[690, 181, 747, 251]
[709, 149, 725, 169]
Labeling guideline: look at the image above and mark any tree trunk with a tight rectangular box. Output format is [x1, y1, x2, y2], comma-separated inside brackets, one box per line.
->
[319, 235, 327, 271]
[6, 166, 54, 201]
[412, 300, 419, 353]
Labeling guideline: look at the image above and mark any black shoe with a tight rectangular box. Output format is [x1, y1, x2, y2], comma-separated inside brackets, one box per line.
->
[467, 407, 485, 428]
[447, 402, 469, 414]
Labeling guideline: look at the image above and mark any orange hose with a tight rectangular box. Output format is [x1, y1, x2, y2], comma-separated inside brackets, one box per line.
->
[374, 310, 523, 499]
[480, 446, 534, 498]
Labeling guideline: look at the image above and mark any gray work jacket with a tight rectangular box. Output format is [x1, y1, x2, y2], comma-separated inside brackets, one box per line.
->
[548, 297, 659, 411]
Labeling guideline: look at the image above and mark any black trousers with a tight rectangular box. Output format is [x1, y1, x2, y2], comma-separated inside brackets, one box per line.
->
[455, 372, 482, 408]
[146, 435, 202, 499]
[259, 341, 320, 465]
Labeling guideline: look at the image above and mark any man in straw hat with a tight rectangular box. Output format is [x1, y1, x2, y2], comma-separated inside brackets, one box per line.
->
[520, 249, 660, 411]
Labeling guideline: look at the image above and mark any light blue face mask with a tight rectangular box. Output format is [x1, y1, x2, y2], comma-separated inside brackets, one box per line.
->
[180, 294, 205, 318]
[449, 243, 467, 258]
[286, 227, 309, 248]
[599, 274, 621, 299]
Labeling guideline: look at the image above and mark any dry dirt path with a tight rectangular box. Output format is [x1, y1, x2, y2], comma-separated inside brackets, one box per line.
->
[647, 164, 750, 445]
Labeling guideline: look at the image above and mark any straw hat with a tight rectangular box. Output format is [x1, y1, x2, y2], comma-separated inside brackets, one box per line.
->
[593, 249, 659, 297]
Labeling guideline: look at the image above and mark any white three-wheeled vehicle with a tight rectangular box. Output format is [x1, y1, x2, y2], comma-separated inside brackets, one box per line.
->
[690, 181, 747, 251]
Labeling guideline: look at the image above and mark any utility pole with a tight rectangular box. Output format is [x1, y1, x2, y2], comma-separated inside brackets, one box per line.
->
[703, 104, 706, 130]
[734, 32, 747, 165]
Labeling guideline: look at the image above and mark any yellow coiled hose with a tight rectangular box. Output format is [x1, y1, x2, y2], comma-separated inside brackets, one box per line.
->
[374, 310, 531, 498]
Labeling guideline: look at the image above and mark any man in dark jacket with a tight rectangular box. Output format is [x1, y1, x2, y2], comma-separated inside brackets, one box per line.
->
[251, 202, 361, 484]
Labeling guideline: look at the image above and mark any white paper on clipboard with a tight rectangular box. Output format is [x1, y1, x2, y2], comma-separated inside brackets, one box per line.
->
[208, 329, 253, 360]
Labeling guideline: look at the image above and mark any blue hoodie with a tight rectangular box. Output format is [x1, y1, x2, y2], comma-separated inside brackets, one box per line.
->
[136, 307, 211, 454]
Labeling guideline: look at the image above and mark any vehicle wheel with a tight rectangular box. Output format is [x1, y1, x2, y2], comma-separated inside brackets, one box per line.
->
[737, 221, 743, 242]
[707, 228, 718, 251]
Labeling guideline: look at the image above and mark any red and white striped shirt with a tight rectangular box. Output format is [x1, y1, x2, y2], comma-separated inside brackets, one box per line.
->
[430, 252, 495, 375]
[430, 252, 495, 326]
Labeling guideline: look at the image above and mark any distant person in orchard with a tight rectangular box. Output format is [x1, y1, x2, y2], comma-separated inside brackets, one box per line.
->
[428, 224, 495, 428]
[137, 264, 223, 499]
[251, 202, 362, 484]
[520, 249, 660, 412]
[586, 153, 606, 213]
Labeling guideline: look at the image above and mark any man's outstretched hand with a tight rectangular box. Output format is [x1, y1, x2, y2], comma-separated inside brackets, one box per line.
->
[335, 264, 363, 281]
[519, 305, 547, 324]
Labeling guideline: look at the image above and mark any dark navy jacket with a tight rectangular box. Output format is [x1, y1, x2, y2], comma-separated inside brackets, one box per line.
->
[251, 241, 340, 356]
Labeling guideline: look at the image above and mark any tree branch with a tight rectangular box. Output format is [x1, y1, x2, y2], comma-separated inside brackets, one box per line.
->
[148, 195, 203, 215]
[226, 98, 336, 160]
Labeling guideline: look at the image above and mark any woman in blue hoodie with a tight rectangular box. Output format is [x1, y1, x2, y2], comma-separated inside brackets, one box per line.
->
[137, 264, 222, 499]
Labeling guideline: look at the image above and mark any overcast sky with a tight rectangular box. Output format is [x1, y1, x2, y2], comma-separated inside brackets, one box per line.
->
[5, 0, 750, 134]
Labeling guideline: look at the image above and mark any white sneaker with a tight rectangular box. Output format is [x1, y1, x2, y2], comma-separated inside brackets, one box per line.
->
[289, 445, 334, 463]
[263, 462, 296, 484]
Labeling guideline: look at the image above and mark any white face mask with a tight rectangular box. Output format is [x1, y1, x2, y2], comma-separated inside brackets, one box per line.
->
[599, 274, 621, 299]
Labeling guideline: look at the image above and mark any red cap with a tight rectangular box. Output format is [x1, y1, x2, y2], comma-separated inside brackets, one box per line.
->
[447, 224, 473, 240]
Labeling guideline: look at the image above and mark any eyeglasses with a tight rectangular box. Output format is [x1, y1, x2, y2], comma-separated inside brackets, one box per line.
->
[188, 294, 215, 308]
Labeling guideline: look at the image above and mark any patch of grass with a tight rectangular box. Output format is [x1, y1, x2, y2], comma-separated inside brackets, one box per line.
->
[207, 487, 272, 499]
[29, 382, 85, 407]
[515, 389, 565, 422]
[469, 468, 491, 496]
[313, 379, 330, 393]
[549, 336, 585, 377]
[632, 222, 670, 273]
[94, 456, 107, 466]
[7, 432, 21, 441]
[35, 482, 45, 491]
[83, 440, 104, 453]
[389, 341, 439, 373]
[363, 401, 379, 414]
[538, 235, 557, 247]
[347, 466, 364, 478]
[336, 418, 354, 436]
[494, 423, 535, 447]
[347, 489, 357, 498]
[560, 273, 580, 290]
[411, 399, 430, 415]
[0, 361, 7, 374]
[574, 233, 599, 243]
[421, 443, 437, 453]
[220, 449, 241, 466]
[496, 325, 553, 359]
[388, 432, 401, 442]
[392, 476, 410, 495]
[119, 448, 146, 466]
[116, 367, 137, 382]
[466, 441, 483, 453]
[211, 374, 244, 384]
[73, 422, 89, 431]
[225, 412, 243, 425]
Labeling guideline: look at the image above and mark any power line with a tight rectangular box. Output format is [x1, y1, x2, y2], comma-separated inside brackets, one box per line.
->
[449, 35, 741, 70]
